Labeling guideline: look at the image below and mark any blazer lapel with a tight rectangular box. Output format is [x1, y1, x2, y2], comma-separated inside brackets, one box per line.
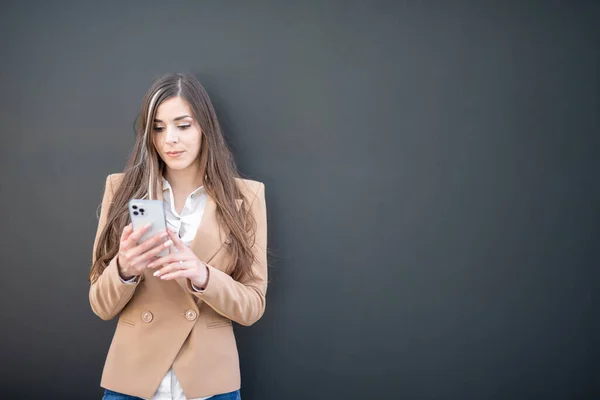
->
[190, 197, 243, 261]
[190, 195, 223, 263]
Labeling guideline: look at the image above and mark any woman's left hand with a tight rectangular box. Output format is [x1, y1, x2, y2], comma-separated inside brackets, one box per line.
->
[147, 230, 209, 289]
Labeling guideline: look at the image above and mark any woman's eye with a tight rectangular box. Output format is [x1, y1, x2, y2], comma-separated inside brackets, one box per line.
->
[153, 126, 164, 132]
[178, 124, 191, 130]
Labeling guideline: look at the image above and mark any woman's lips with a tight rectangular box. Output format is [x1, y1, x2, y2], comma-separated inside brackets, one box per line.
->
[166, 151, 184, 158]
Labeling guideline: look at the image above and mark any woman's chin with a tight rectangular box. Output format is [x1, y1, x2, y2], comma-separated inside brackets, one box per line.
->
[164, 161, 190, 171]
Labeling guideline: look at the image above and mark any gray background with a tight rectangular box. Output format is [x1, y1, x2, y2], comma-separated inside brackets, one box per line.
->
[0, 1, 598, 399]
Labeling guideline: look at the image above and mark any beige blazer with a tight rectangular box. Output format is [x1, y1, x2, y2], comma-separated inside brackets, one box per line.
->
[89, 173, 267, 399]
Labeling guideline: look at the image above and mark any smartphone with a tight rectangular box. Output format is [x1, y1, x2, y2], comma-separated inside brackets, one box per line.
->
[128, 199, 169, 257]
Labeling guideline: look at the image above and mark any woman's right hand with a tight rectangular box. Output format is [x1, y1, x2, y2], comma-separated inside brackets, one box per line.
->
[117, 223, 173, 280]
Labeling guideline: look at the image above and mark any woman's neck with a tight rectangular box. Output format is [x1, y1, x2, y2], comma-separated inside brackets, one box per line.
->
[164, 165, 204, 194]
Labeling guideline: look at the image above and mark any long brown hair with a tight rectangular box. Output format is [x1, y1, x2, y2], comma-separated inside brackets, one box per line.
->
[89, 73, 256, 284]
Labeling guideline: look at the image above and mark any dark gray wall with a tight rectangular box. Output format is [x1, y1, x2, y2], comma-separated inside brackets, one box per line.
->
[0, 1, 598, 399]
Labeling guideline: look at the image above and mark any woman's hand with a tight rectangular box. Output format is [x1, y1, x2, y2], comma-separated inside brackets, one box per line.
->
[117, 223, 172, 280]
[148, 230, 209, 289]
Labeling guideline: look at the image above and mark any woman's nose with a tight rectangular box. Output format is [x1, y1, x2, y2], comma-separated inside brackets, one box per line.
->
[165, 126, 179, 143]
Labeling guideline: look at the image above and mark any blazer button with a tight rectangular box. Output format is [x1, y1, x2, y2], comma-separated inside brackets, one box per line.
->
[185, 310, 197, 321]
[141, 311, 153, 323]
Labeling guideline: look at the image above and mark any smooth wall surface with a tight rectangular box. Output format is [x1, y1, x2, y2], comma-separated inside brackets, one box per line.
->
[0, 1, 598, 399]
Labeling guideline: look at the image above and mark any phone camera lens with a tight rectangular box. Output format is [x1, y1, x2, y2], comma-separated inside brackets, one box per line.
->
[133, 211, 139, 215]
[132, 205, 138, 210]
[139, 208, 145, 213]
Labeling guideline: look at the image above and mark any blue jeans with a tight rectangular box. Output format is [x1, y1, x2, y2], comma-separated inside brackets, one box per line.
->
[102, 389, 241, 400]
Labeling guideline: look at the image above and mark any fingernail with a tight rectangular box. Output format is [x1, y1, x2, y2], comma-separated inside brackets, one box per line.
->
[145, 223, 152, 228]
[163, 240, 173, 248]
[147, 263, 154, 268]
[153, 271, 160, 277]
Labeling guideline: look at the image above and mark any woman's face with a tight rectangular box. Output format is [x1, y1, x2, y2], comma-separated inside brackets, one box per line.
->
[152, 96, 202, 173]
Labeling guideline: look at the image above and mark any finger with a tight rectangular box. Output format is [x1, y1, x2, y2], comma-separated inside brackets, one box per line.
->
[167, 229, 188, 251]
[153, 260, 189, 277]
[159, 269, 195, 281]
[130, 232, 170, 258]
[121, 224, 134, 242]
[133, 237, 173, 264]
[147, 250, 187, 268]
[127, 223, 153, 245]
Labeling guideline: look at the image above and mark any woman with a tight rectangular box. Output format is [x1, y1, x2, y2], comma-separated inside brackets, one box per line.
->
[89, 73, 267, 400]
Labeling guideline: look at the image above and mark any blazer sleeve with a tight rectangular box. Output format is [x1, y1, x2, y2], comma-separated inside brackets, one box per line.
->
[186, 182, 268, 326]
[89, 174, 140, 320]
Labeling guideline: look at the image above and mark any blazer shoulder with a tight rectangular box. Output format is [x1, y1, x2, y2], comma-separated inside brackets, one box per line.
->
[235, 177, 263, 193]
[106, 173, 125, 194]
[235, 177, 264, 202]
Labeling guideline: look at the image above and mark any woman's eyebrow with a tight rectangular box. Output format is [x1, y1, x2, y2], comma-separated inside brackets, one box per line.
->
[154, 115, 192, 123]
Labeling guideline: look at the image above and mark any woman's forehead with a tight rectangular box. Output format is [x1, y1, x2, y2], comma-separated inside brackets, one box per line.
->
[155, 97, 194, 121]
